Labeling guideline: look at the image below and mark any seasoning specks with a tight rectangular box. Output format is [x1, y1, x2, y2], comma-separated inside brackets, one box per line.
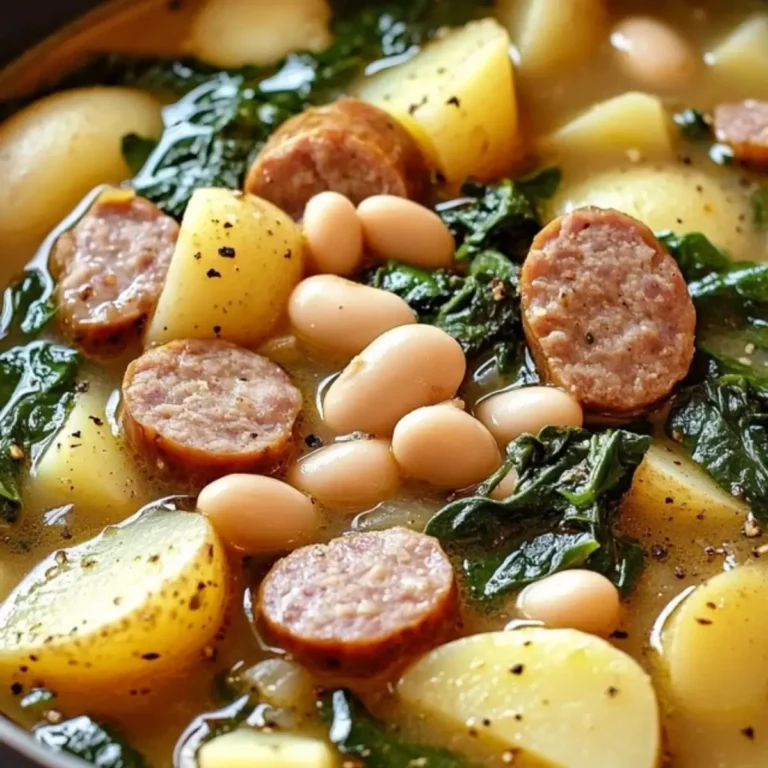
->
[206, 269, 222, 279]
[509, 663, 524, 675]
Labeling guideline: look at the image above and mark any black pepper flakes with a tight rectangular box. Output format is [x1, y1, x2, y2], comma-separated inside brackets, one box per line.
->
[141, 653, 161, 661]
[509, 663, 524, 675]
[610, 630, 629, 640]
[607, 686, 619, 698]
[305, 434, 323, 449]
[193, 251, 202, 261]
[88, 416, 104, 427]
[585, 332, 595, 345]
[207, 269, 222, 278]
[447, 96, 461, 107]
[218, 246, 236, 258]
[742, 726, 755, 740]
[283, 249, 292, 259]
[11, 683, 22, 696]
[695, 617, 713, 625]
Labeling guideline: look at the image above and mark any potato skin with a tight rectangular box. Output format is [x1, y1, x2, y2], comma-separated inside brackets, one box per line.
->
[144, 188, 304, 348]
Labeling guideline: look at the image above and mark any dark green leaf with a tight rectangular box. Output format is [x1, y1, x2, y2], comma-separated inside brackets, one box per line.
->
[0, 342, 79, 522]
[657, 230, 732, 281]
[320, 689, 475, 768]
[709, 143, 735, 166]
[673, 108, 711, 141]
[0, 270, 56, 339]
[516, 166, 562, 203]
[425, 427, 649, 599]
[121, 134, 158, 177]
[751, 185, 768, 231]
[35, 716, 146, 768]
[667, 376, 768, 522]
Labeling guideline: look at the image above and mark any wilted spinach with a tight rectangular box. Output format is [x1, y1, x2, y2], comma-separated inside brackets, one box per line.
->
[0, 342, 79, 522]
[425, 427, 649, 599]
[320, 689, 474, 768]
[667, 376, 768, 523]
[35, 716, 146, 768]
[657, 230, 733, 282]
[672, 108, 711, 141]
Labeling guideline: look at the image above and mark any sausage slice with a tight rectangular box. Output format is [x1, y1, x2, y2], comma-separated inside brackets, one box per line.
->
[52, 188, 178, 354]
[521, 207, 695, 419]
[123, 339, 301, 478]
[714, 100, 768, 169]
[258, 528, 457, 675]
[245, 97, 431, 218]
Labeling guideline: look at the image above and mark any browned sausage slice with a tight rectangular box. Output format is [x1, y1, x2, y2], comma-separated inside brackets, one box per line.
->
[258, 527, 457, 675]
[521, 207, 695, 419]
[245, 97, 431, 218]
[52, 188, 178, 354]
[714, 100, 768, 169]
[123, 339, 301, 478]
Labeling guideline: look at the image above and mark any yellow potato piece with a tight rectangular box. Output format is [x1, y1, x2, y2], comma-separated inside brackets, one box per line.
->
[0, 87, 163, 265]
[539, 92, 675, 166]
[25, 384, 150, 525]
[499, 0, 608, 78]
[354, 19, 519, 185]
[0, 510, 228, 701]
[198, 730, 335, 768]
[708, 15, 768, 101]
[189, 0, 332, 68]
[145, 188, 304, 348]
[546, 163, 759, 261]
[397, 629, 660, 768]
[621, 441, 747, 539]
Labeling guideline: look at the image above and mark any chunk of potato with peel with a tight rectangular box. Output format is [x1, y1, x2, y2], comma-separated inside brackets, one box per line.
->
[198, 730, 336, 768]
[0, 510, 229, 704]
[397, 629, 660, 768]
[353, 19, 519, 186]
[620, 441, 747, 539]
[25, 384, 151, 525]
[145, 188, 304, 349]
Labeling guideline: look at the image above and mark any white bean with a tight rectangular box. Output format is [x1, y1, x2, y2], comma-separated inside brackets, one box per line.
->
[303, 192, 363, 276]
[611, 16, 698, 90]
[475, 386, 583, 446]
[198, 474, 319, 554]
[288, 275, 415, 356]
[517, 569, 621, 636]
[323, 325, 466, 436]
[392, 403, 501, 488]
[286, 439, 400, 507]
[357, 195, 455, 268]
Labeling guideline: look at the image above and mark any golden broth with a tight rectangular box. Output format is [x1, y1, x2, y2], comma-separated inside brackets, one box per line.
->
[0, 1, 766, 767]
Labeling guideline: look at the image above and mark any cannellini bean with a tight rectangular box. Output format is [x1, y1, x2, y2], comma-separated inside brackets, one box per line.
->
[303, 192, 363, 276]
[357, 195, 455, 268]
[611, 16, 698, 90]
[286, 439, 400, 507]
[475, 386, 583, 446]
[323, 325, 466, 436]
[288, 275, 415, 356]
[197, 474, 319, 554]
[489, 467, 519, 500]
[392, 403, 501, 487]
[517, 570, 620, 636]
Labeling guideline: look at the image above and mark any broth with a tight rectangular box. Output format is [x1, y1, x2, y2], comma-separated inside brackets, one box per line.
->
[0, 1, 767, 767]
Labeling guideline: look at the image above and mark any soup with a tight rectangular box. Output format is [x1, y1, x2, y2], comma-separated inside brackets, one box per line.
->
[0, 1, 767, 767]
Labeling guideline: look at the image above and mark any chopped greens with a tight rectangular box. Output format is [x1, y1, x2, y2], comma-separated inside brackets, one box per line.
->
[437, 170, 560, 262]
[320, 689, 474, 768]
[657, 230, 733, 282]
[425, 427, 649, 599]
[667, 376, 768, 522]
[35, 716, 146, 768]
[0, 342, 79, 522]
[751, 185, 768, 230]
[673, 108, 711, 141]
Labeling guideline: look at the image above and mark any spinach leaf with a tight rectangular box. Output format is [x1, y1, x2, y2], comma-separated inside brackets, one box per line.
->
[657, 230, 732, 281]
[667, 376, 768, 522]
[0, 269, 56, 339]
[425, 427, 649, 599]
[366, 253, 521, 359]
[437, 170, 560, 262]
[320, 689, 475, 768]
[35, 716, 146, 768]
[121, 134, 158, 177]
[673, 108, 711, 141]
[0, 342, 79, 522]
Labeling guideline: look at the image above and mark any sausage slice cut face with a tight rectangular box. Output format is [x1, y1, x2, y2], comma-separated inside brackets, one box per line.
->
[245, 97, 431, 218]
[52, 188, 178, 354]
[521, 207, 695, 419]
[714, 100, 768, 169]
[123, 339, 301, 478]
[258, 527, 457, 675]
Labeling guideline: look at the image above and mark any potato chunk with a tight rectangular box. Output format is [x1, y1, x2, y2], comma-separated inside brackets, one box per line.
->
[708, 15, 768, 100]
[25, 384, 150, 525]
[540, 92, 675, 166]
[189, 0, 332, 68]
[0, 510, 228, 703]
[354, 19, 519, 185]
[199, 730, 335, 768]
[145, 188, 304, 348]
[398, 629, 660, 768]
[0, 88, 162, 265]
